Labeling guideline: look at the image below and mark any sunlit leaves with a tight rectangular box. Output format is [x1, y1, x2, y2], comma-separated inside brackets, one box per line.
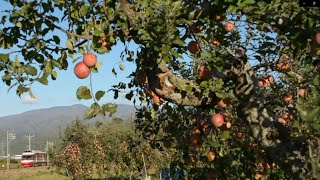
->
[80, 5, 90, 17]
[16, 85, 29, 97]
[95, 91, 105, 101]
[0, 54, 9, 64]
[25, 65, 37, 76]
[101, 103, 117, 117]
[37, 73, 49, 85]
[76, 86, 92, 100]
[66, 39, 73, 51]
[119, 64, 125, 71]
[84, 103, 100, 119]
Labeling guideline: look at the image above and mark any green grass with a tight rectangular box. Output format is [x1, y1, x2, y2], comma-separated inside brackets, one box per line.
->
[15, 171, 68, 180]
[0, 167, 68, 180]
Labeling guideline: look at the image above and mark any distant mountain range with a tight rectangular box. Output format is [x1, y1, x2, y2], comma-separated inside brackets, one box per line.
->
[0, 104, 136, 154]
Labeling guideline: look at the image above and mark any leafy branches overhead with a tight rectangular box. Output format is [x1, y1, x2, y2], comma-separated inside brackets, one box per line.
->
[1, 0, 320, 179]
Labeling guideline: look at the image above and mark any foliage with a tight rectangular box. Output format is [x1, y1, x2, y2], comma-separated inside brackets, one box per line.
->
[1, 0, 320, 179]
[50, 119, 171, 179]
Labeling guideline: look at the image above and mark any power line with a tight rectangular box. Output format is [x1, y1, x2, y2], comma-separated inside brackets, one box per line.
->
[46, 141, 53, 166]
[7, 130, 16, 170]
[25, 134, 34, 150]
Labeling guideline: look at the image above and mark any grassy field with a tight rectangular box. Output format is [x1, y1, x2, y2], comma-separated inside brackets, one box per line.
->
[0, 166, 68, 180]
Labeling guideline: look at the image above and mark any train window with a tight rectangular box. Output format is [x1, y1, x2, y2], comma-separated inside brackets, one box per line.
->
[22, 155, 33, 160]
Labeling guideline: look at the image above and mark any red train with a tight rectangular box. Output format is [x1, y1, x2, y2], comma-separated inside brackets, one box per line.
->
[21, 150, 48, 167]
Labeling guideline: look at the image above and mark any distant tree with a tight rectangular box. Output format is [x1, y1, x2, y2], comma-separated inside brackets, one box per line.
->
[112, 117, 124, 124]
[50, 119, 171, 179]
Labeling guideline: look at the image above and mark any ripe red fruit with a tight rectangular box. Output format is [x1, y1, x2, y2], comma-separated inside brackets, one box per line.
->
[188, 41, 200, 54]
[190, 136, 199, 145]
[74, 62, 90, 79]
[211, 113, 224, 127]
[315, 32, 320, 45]
[211, 39, 220, 46]
[224, 22, 234, 32]
[258, 79, 265, 87]
[217, 98, 230, 108]
[194, 144, 203, 152]
[276, 62, 291, 72]
[198, 65, 210, 80]
[200, 120, 209, 130]
[83, 52, 97, 67]
[191, 127, 201, 135]
[284, 94, 293, 104]
[299, 88, 306, 97]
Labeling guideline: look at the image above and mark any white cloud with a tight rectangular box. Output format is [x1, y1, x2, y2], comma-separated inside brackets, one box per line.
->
[21, 95, 38, 104]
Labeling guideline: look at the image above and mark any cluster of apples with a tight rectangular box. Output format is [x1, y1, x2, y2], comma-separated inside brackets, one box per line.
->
[182, 111, 231, 164]
[74, 52, 97, 79]
[187, 21, 235, 55]
[258, 75, 274, 88]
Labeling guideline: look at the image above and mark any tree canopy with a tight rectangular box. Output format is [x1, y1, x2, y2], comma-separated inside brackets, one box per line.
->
[1, 0, 320, 179]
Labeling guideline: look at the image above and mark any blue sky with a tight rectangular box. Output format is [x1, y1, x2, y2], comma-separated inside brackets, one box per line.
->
[0, 2, 136, 117]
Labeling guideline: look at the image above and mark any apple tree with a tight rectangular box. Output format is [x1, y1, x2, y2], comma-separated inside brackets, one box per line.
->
[50, 119, 173, 179]
[0, 0, 319, 179]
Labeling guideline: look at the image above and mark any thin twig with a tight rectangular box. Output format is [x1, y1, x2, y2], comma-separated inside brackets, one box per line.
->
[141, 153, 147, 179]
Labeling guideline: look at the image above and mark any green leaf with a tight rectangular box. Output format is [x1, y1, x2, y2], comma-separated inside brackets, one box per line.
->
[119, 64, 125, 71]
[0, 54, 9, 64]
[185, 85, 192, 92]
[80, 5, 90, 17]
[308, 18, 314, 28]
[112, 68, 117, 76]
[76, 86, 92, 100]
[305, 107, 320, 123]
[25, 65, 37, 76]
[210, 136, 220, 148]
[84, 103, 101, 119]
[37, 73, 49, 85]
[16, 22, 22, 27]
[53, 35, 60, 44]
[215, 92, 228, 99]
[102, 103, 117, 117]
[93, 30, 103, 36]
[95, 90, 105, 101]
[45, 61, 52, 74]
[15, 55, 21, 67]
[16, 85, 29, 96]
[66, 39, 73, 51]
[95, 61, 103, 69]
[2, 73, 11, 81]
[125, 91, 134, 100]
[220, 130, 230, 139]
[51, 60, 62, 69]
[51, 70, 57, 79]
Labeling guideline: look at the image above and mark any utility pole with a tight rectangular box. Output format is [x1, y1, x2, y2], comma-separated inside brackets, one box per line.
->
[25, 134, 34, 150]
[6, 130, 16, 171]
[0, 141, 5, 156]
[45, 141, 53, 166]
